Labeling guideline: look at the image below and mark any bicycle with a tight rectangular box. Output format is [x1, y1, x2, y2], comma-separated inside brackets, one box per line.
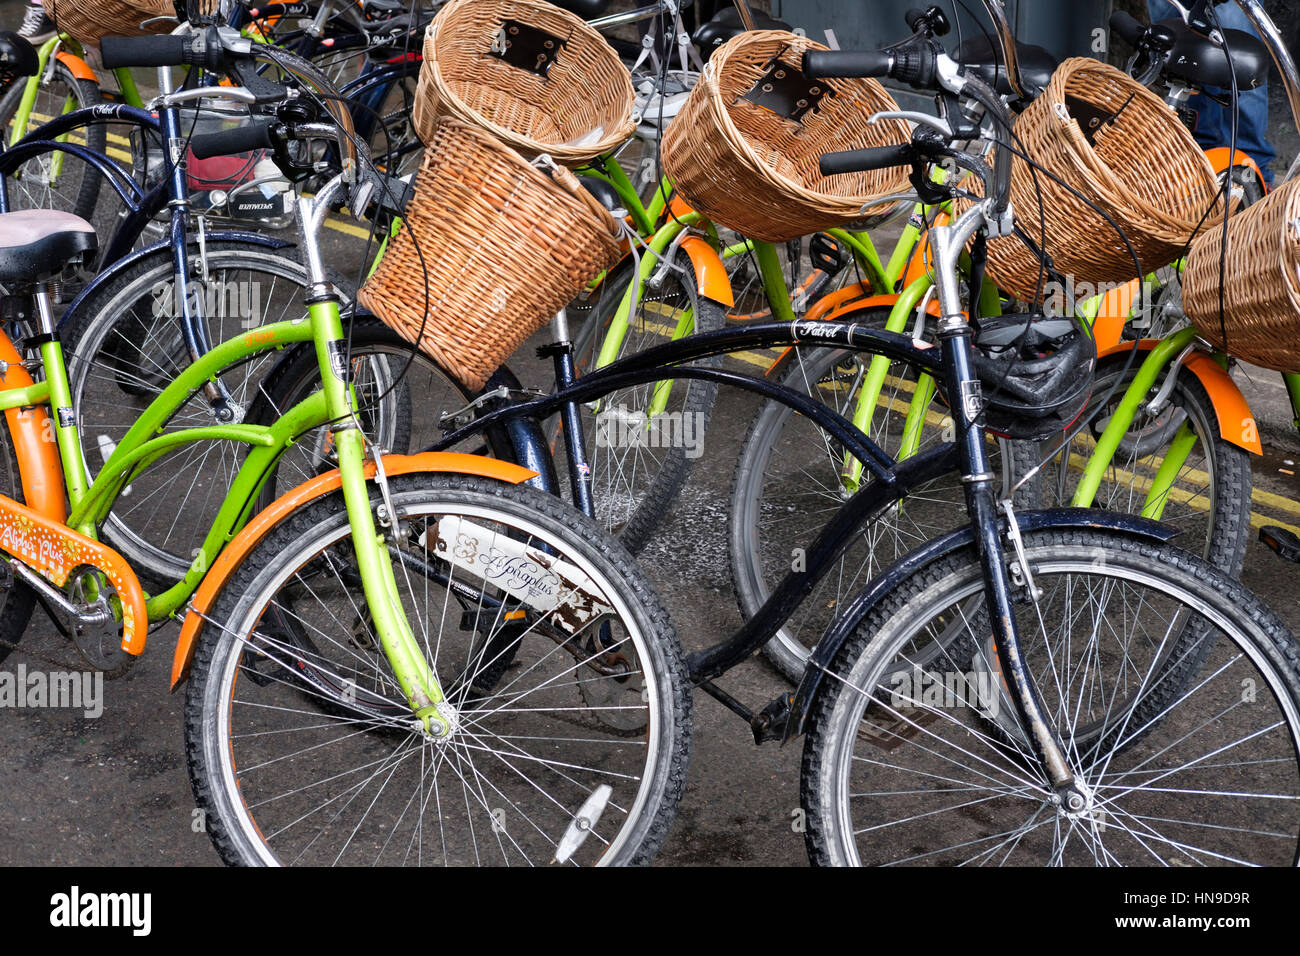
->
[953, 0, 1300, 607]
[0, 29, 382, 589]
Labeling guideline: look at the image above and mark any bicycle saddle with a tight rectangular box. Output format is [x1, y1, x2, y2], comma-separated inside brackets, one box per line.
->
[0, 211, 97, 286]
[694, 7, 793, 60]
[953, 35, 1058, 100]
[362, 0, 408, 19]
[550, 0, 612, 19]
[1153, 17, 1267, 91]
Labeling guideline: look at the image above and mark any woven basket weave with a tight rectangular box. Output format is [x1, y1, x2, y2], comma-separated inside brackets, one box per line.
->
[659, 30, 910, 244]
[978, 57, 1227, 301]
[412, 0, 636, 166]
[1183, 177, 1300, 372]
[43, 0, 176, 45]
[358, 117, 622, 391]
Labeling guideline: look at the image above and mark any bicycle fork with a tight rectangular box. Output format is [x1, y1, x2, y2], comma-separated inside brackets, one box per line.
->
[930, 220, 1087, 806]
[296, 182, 452, 737]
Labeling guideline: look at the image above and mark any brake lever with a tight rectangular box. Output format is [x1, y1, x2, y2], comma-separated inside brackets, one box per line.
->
[226, 60, 289, 104]
[869, 110, 954, 139]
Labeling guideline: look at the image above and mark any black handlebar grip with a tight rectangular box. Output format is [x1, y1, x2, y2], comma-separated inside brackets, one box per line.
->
[99, 35, 190, 69]
[819, 143, 913, 177]
[1108, 10, 1147, 46]
[189, 122, 276, 160]
[802, 49, 893, 80]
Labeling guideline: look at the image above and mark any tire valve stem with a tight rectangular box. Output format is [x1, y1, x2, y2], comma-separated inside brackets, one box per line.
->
[551, 784, 613, 865]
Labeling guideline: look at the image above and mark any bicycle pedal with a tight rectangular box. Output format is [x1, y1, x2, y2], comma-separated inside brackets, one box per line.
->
[751, 693, 795, 745]
[808, 231, 847, 276]
[1260, 526, 1300, 563]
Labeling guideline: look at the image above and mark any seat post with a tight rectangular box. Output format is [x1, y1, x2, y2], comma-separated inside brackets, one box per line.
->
[33, 283, 56, 337]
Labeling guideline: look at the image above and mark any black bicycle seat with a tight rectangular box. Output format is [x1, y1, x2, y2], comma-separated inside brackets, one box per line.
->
[362, 0, 406, 18]
[954, 35, 1058, 100]
[551, 0, 612, 19]
[0, 211, 97, 286]
[1154, 17, 1267, 91]
[694, 7, 793, 60]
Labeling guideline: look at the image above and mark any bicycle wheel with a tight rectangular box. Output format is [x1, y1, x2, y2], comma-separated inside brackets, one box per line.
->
[0, 64, 105, 226]
[1025, 353, 1252, 577]
[184, 473, 692, 866]
[61, 242, 353, 586]
[245, 316, 516, 509]
[568, 251, 726, 554]
[801, 528, 1300, 866]
[729, 316, 1036, 681]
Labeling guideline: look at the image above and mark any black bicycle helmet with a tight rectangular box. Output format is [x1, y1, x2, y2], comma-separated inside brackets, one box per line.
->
[968, 312, 1096, 440]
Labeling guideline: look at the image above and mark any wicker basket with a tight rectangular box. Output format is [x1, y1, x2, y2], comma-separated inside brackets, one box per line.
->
[358, 117, 622, 391]
[659, 30, 910, 244]
[43, 0, 176, 45]
[978, 57, 1227, 301]
[1182, 177, 1300, 372]
[412, 0, 636, 166]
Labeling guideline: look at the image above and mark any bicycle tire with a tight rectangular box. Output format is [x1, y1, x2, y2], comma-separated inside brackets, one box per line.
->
[1025, 353, 1252, 578]
[729, 313, 1035, 682]
[568, 250, 726, 554]
[0, 63, 105, 228]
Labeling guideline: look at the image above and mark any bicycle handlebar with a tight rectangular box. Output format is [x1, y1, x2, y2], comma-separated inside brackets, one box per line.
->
[189, 121, 276, 159]
[802, 49, 892, 80]
[1108, 10, 1147, 47]
[818, 143, 913, 177]
[100, 34, 217, 70]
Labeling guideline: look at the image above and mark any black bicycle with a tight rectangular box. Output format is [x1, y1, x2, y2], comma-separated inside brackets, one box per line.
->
[405, 8, 1300, 866]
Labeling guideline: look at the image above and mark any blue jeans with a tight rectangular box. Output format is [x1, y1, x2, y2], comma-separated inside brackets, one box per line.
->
[1147, 0, 1275, 183]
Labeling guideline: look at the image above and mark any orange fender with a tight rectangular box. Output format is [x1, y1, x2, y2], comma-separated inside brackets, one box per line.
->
[169, 452, 538, 690]
[1089, 278, 1142, 355]
[0, 329, 66, 522]
[900, 212, 947, 289]
[1097, 339, 1262, 455]
[1204, 147, 1268, 195]
[54, 51, 97, 83]
[679, 235, 733, 307]
[667, 194, 695, 221]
